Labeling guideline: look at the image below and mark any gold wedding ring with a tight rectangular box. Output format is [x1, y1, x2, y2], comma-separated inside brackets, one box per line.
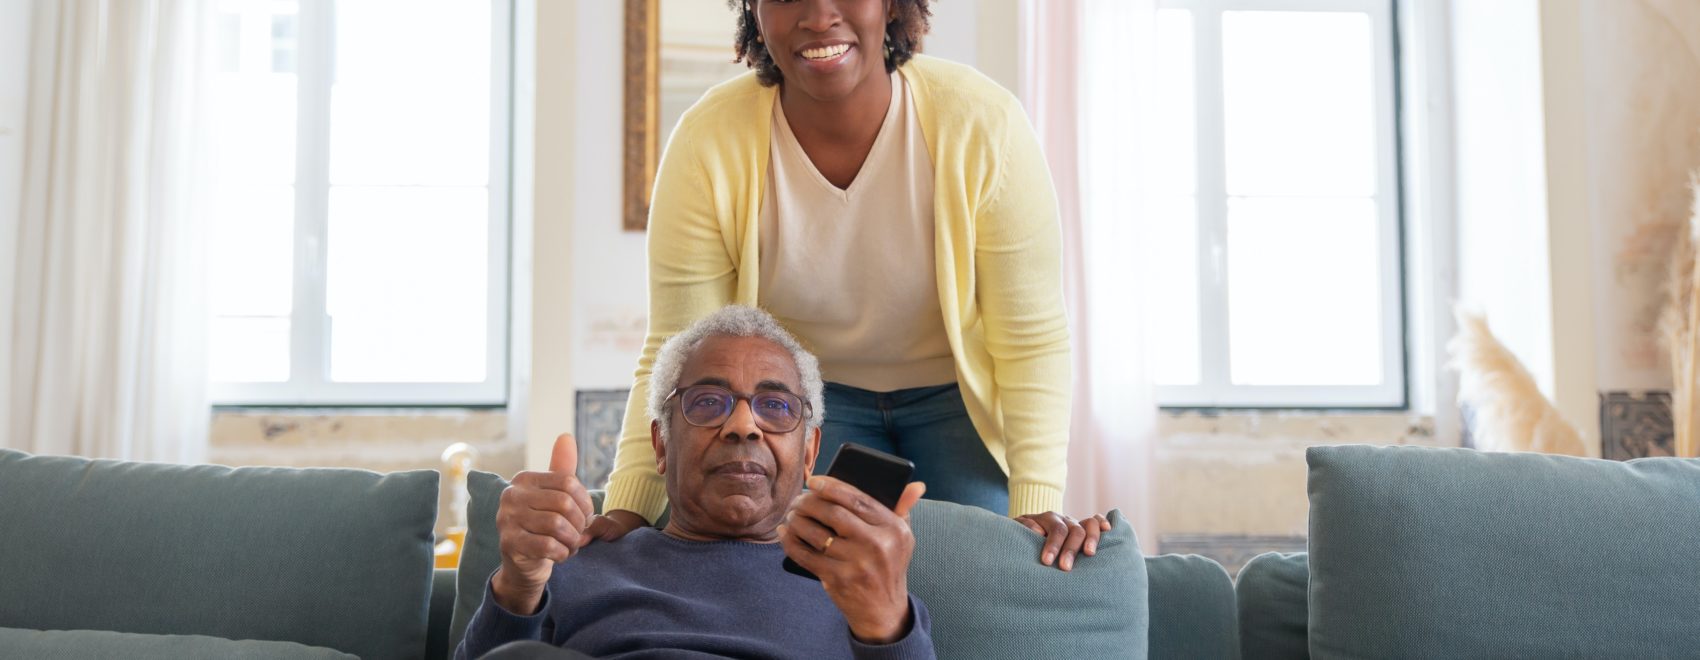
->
[821, 535, 835, 553]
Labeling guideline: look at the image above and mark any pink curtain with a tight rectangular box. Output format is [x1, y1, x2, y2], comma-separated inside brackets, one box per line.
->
[1020, 0, 1160, 553]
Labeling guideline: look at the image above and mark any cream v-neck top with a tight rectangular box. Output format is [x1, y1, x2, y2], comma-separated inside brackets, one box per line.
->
[757, 71, 955, 392]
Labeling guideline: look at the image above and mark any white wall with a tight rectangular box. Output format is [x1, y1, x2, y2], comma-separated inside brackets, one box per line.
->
[1449, 0, 1606, 450]
[1450, 0, 1558, 399]
[0, 0, 32, 435]
[926, 0, 1020, 93]
[1581, 0, 1700, 393]
[1448, 0, 1700, 448]
[1538, 0, 1601, 449]
[566, 0, 650, 395]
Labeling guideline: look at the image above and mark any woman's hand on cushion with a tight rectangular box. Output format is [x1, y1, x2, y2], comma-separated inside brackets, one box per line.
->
[1015, 511, 1112, 571]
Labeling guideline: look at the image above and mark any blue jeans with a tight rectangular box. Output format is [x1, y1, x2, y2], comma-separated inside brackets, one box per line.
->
[816, 382, 1009, 515]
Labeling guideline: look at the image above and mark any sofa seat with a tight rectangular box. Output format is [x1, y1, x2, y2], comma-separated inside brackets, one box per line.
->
[0, 627, 357, 660]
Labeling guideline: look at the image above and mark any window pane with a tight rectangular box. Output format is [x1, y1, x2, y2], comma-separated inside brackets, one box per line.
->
[331, 0, 490, 186]
[209, 3, 297, 184]
[270, 12, 298, 73]
[1149, 195, 1201, 385]
[1222, 11, 1375, 197]
[326, 187, 488, 383]
[209, 185, 294, 318]
[1226, 197, 1383, 386]
[210, 317, 291, 382]
[209, 0, 297, 385]
[1152, 9, 1196, 197]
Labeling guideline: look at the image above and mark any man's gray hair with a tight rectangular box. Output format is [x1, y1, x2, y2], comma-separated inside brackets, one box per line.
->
[647, 305, 825, 434]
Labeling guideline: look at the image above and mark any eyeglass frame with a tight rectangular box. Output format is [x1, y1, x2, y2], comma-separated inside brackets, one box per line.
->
[662, 384, 814, 434]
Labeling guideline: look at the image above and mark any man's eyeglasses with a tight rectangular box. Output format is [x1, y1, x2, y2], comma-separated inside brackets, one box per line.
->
[665, 384, 811, 434]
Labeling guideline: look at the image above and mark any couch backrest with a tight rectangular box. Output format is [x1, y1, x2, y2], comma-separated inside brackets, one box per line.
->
[1147, 553, 1240, 660]
[1307, 445, 1700, 658]
[1235, 551, 1307, 660]
[0, 449, 439, 660]
[452, 473, 1155, 660]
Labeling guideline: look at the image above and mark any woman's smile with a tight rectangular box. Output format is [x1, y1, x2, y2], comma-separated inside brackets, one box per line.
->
[795, 41, 857, 74]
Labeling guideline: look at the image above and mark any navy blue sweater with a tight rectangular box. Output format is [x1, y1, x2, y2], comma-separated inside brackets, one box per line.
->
[455, 527, 935, 659]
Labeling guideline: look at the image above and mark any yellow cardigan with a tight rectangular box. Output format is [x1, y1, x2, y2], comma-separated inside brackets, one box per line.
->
[605, 55, 1071, 519]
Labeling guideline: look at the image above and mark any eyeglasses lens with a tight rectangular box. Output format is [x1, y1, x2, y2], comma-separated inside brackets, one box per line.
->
[679, 386, 803, 432]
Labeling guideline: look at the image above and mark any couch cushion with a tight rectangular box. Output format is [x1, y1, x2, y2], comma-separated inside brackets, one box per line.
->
[427, 568, 459, 660]
[1235, 552, 1308, 660]
[1307, 445, 1700, 659]
[0, 627, 357, 660]
[906, 500, 1147, 659]
[451, 471, 505, 654]
[0, 449, 438, 660]
[1146, 554, 1238, 660]
[454, 472, 1149, 659]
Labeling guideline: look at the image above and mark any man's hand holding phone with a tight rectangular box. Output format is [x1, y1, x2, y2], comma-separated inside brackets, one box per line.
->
[490, 433, 596, 615]
[777, 444, 927, 646]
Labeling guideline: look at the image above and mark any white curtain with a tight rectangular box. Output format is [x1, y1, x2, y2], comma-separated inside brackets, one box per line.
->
[6, 0, 210, 462]
[1021, 0, 1160, 553]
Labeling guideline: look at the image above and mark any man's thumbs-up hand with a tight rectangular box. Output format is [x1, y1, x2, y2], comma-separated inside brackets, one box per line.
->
[549, 430, 578, 474]
[491, 433, 596, 615]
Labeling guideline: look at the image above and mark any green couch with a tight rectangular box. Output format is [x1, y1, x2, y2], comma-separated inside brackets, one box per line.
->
[0, 448, 1238, 659]
[8, 444, 1694, 659]
[1235, 445, 1700, 660]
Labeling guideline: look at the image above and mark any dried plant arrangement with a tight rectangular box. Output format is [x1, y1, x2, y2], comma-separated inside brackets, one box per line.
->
[1658, 178, 1700, 458]
[1448, 309, 1587, 456]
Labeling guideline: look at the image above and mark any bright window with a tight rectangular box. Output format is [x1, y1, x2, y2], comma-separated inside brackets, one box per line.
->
[1149, 0, 1405, 408]
[206, 0, 511, 405]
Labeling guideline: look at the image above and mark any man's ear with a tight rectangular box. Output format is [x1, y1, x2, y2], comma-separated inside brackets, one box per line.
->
[651, 419, 667, 475]
[802, 425, 821, 474]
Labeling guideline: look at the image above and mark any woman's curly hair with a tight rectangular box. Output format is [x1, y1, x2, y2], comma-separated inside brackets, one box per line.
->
[727, 0, 932, 87]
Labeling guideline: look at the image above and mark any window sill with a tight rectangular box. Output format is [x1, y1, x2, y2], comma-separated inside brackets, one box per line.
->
[207, 408, 522, 476]
[1159, 408, 1440, 446]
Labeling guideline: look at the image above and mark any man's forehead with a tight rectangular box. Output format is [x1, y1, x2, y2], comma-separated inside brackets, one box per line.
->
[678, 335, 802, 389]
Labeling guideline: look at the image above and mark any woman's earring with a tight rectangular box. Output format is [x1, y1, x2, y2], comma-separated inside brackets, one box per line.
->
[756, 34, 764, 44]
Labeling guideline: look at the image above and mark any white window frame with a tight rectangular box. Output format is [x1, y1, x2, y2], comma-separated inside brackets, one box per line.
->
[1154, 0, 1406, 409]
[210, 0, 513, 407]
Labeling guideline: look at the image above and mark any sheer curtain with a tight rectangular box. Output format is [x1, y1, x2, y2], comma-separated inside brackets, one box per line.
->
[6, 0, 210, 462]
[1021, 0, 1160, 552]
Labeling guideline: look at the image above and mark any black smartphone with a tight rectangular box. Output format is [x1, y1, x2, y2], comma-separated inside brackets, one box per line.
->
[783, 443, 915, 581]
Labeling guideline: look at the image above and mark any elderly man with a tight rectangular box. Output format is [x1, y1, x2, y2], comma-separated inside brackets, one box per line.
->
[456, 305, 935, 659]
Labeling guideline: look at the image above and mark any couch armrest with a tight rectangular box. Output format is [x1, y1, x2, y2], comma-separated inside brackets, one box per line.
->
[426, 568, 458, 660]
[1146, 554, 1239, 660]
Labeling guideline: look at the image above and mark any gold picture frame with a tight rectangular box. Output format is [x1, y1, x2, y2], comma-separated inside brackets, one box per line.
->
[622, 0, 659, 232]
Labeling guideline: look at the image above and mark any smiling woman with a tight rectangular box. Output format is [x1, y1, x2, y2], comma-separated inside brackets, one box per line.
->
[591, 0, 1113, 574]
[730, 0, 930, 87]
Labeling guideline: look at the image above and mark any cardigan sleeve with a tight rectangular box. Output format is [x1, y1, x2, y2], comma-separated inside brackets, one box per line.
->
[973, 102, 1073, 518]
[603, 123, 740, 522]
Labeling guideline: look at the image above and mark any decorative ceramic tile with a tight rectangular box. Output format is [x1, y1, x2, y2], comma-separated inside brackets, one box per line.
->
[1600, 391, 1675, 460]
[575, 389, 631, 489]
[1158, 535, 1308, 577]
